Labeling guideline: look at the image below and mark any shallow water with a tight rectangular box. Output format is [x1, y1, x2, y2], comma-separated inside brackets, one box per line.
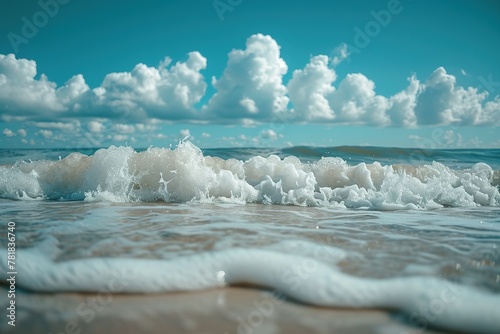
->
[2, 200, 499, 289]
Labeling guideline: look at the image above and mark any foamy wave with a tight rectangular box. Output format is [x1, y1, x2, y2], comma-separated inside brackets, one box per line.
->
[0, 142, 498, 209]
[1, 241, 499, 334]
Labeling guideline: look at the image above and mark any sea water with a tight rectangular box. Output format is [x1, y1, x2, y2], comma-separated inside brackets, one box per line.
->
[0, 142, 499, 333]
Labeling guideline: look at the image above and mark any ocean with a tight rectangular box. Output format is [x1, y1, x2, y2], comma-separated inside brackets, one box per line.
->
[0, 143, 499, 334]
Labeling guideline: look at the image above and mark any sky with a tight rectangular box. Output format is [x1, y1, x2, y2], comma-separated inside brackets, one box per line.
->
[0, 0, 499, 149]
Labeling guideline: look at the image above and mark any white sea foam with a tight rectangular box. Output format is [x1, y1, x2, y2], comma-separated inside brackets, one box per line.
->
[0, 142, 498, 209]
[1, 240, 499, 334]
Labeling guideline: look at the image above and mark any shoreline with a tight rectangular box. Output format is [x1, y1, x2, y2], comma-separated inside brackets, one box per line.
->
[1, 286, 455, 334]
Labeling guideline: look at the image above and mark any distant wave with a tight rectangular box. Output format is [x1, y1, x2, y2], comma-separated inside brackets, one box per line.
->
[0, 142, 498, 209]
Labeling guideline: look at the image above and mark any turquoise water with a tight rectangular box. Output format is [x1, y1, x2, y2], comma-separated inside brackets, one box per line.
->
[2, 146, 499, 169]
[0, 144, 499, 333]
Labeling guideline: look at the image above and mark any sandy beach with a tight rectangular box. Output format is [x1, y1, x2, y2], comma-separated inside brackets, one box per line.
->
[1, 286, 456, 334]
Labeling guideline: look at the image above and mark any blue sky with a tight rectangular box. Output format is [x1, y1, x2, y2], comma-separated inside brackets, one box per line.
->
[0, 0, 499, 149]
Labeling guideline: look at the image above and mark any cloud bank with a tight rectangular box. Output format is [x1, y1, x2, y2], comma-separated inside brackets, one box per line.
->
[1, 34, 499, 127]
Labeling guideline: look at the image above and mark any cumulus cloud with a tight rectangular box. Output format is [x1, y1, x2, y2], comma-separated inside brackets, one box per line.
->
[1, 35, 499, 129]
[88, 121, 105, 133]
[414, 67, 489, 126]
[180, 129, 190, 137]
[112, 124, 135, 134]
[261, 129, 277, 140]
[0, 52, 206, 121]
[408, 134, 422, 141]
[37, 129, 53, 139]
[479, 98, 500, 126]
[441, 129, 463, 147]
[288, 54, 419, 126]
[135, 123, 159, 132]
[3, 128, 15, 137]
[17, 128, 27, 137]
[288, 55, 336, 121]
[204, 34, 289, 120]
[112, 134, 128, 142]
[330, 73, 390, 126]
[56, 74, 90, 108]
[84, 52, 207, 120]
[0, 54, 69, 118]
[387, 75, 420, 127]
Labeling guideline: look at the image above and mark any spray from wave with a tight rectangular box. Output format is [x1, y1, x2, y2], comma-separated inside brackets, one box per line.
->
[0, 141, 498, 209]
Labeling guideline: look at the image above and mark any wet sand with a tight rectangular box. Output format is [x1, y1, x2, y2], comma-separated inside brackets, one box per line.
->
[1, 286, 455, 334]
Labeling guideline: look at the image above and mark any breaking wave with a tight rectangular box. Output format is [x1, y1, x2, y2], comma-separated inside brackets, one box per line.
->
[0, 142, 498, 209]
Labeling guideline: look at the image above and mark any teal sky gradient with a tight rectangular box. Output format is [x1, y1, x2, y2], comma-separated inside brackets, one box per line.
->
[1, 0, 499, 149]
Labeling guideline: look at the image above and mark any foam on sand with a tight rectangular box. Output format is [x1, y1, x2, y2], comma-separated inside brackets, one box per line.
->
[1, 241, 499, 334]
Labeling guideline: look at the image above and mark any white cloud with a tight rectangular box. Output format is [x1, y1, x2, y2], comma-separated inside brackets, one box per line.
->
[441, 129, 463, 147]
[85, 52, 207, 120]
[37, 129, 53, 139]
[289, 55, 403, 126]
[56, 74, 90, 107]
[180, 129, 190, 137]
[112, 123, 135, 134]
[288, 56, 419, 126]
[330, 73, 390, 126]
[88, 120, 105, 133]
[0, 54, 64, 117]
[135, 124, 159, 132]
[239, 97, 259, 114]
[261, 129, 277, 140]
[201, 132, 211, 138]
[468, 137, 483, 148]
[17, 128, 27, 137]
[0, 54, 88, 119]
[30, 121, 77, 131]
[1, 35, 499, 129]
[408, 134, 422, 141]
[3, 128, 15, 137]
[331, 43, 350, 66]
[288, 55, 336, 120]
[113, 134, 128, 142]
[387, 75, 420, 127]
[0, 52, 206, 121]
[479, 98, 500, 126]
[204, 34, 289, 120]
[414, 67, 489, 126]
